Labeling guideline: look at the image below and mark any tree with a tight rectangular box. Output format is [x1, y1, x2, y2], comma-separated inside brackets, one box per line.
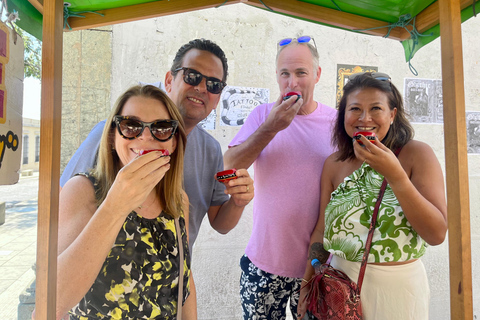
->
[16, 26, 41, 79]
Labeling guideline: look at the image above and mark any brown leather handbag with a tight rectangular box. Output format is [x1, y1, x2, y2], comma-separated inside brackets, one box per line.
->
[305, 177, 389, 320]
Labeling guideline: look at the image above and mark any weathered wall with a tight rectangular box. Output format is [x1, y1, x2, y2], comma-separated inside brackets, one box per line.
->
[60, 3, 480, 319]
[0, 23, 24, 185]
[61, 27, 112, 172]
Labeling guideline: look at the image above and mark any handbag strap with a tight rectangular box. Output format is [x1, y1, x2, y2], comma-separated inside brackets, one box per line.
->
[356, 147, 402, 294]
[175, 217, 184, 320]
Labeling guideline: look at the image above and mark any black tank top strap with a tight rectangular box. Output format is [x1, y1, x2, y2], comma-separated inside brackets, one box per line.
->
[73, 172, 98, 193]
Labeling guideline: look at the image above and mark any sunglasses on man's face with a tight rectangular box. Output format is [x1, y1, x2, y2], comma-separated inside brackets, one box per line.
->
[174, 67, 226, 94]
[113, 115, 178, 142]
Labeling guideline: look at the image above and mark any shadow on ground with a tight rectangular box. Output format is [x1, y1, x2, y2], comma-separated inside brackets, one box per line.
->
[4, 200, 38, 230]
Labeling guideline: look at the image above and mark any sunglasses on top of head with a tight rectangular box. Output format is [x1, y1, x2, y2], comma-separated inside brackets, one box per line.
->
[277, 35, 317, 50]
[174, 67, 227, 94]
[113, 115, 178, 142]
[348, 72, 391, 82]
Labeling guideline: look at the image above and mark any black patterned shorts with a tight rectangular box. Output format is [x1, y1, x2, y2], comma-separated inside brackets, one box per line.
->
[239, 255, 302, 320]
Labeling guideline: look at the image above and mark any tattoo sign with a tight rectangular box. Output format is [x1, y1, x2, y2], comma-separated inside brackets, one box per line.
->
[199, 109, 216, 131]
[219, 86, 269, 126]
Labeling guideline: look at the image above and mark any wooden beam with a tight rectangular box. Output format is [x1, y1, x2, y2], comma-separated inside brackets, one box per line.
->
[399, 0, 473, 40]
[66, 0, 240, 31]
[244, 0, 405, 40]
[27, 0, 44, 15]
[438, 0, 473, 319]
[35, 0, 63, 319]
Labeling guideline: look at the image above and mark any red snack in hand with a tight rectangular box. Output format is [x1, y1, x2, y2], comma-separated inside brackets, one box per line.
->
[283, 91, 302, 102]
[138, 149, 170, 156]
[353, 131, 376, 146]
[216, 169, 238, 182]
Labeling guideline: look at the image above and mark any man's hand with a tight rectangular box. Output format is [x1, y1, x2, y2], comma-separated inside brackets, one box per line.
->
[222, 168, 254, 207]
[263, 94, 303, 134]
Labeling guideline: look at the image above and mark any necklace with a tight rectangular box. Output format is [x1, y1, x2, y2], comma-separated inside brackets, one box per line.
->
[138, 196, 156, 210]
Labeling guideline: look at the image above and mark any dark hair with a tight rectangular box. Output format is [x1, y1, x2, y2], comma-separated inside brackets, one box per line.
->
[333, 72, 414, 161]
[170, 38, 228, 82]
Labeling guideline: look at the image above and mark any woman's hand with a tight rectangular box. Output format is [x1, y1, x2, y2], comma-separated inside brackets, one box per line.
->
[354, 137, 447, 245]
[297, 281, 311, 319]
[353, 135, 406, 183]
[104, 151, 172, 215]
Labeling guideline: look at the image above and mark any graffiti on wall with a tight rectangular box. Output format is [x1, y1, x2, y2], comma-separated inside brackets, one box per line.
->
[0, 131, 19, 168]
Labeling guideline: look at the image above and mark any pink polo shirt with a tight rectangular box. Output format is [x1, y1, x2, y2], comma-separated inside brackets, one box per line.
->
[229, 101, 337, 277]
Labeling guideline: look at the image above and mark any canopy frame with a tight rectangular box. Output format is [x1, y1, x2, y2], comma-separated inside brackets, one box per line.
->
[33, 0, 473, 319]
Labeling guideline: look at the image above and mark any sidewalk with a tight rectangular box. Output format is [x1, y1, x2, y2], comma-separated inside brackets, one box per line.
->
[0, 174, 39, 320]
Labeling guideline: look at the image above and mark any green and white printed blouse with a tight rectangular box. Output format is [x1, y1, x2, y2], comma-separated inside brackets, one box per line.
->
[323, 162, 427, 263]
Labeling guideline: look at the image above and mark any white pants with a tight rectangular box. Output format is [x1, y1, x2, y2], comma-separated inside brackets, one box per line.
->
[331, 255, 430, 320]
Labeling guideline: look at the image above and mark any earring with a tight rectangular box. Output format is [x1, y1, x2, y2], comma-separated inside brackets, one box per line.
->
[390, 121, 393, 125]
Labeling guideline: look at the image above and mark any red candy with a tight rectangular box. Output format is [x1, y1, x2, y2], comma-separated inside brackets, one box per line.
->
[283, 91, 302, 101]
[216, 169, 237, 182]
[138, 149, 170, 156]
[353, 131, 376, 146]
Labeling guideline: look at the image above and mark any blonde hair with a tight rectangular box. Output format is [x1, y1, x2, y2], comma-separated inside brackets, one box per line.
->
[276, 41, 319, 71]
[92, 85, 187, 218]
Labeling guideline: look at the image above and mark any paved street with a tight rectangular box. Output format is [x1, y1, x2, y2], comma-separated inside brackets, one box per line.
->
[0, 173, 39, 320]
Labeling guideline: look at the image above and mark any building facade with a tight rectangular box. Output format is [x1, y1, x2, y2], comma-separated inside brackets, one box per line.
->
[20, 118, 40, 174]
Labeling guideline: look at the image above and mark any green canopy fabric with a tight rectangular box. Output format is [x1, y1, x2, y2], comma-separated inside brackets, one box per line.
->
[6, 0, 480, 62]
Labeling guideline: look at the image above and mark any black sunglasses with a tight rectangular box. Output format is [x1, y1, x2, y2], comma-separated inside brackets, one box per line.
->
[113, 115, 178, 142]
[174, 67, 226, 94]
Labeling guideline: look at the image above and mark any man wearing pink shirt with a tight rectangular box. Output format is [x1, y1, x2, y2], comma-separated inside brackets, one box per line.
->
[224, 36, 337, 320]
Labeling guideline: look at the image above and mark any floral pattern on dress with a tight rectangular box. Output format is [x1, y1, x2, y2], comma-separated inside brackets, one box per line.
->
[69, 210, 190, 320]
[324, 162, 427, 263]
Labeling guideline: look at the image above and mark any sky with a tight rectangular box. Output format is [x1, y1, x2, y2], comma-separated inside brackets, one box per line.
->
[0, 12, 41, 120]
[23, 77, 41, 120]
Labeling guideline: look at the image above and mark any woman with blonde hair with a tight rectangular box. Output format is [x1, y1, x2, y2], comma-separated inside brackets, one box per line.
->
[55, 85, 195, 319]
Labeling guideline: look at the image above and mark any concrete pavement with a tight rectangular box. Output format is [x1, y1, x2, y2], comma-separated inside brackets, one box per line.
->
[0, 173, 38, 320]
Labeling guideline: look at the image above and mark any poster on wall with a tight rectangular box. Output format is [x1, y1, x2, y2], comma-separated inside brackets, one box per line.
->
[467, 112, 480, 154]
[219, 86, 269, 127]
[336, 64, 378, 107]
[404, 78, 443, 123]
[0, 21, 23, 185]
[199, 109, 217, 131]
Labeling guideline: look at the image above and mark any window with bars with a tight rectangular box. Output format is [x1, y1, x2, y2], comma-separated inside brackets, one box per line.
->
[35, 136, 40, 162]
[23, 135, 29, 165]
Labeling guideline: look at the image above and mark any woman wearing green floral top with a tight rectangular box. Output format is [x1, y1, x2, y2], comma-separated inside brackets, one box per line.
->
[298, 72, 447, 320]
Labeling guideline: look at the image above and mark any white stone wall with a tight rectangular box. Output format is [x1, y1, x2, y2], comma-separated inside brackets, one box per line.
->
[62, 3, 480, 319]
